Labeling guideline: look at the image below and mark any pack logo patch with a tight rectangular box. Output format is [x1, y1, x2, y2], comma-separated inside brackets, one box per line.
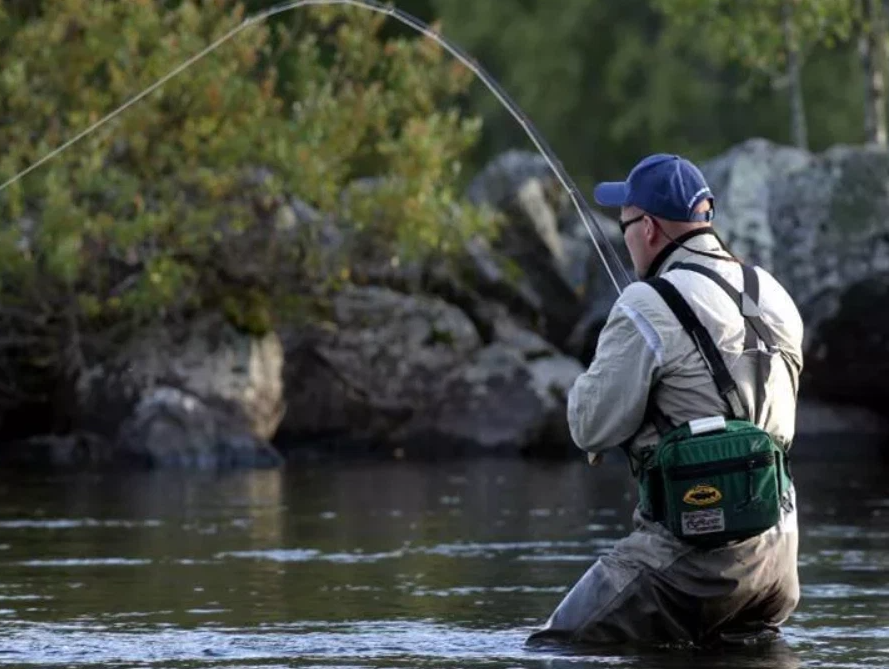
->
[681, 508, 726, 535]
[683, 483, 723, 507]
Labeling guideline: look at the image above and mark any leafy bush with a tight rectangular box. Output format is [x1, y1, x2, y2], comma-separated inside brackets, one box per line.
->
[0, 0, 495, 401]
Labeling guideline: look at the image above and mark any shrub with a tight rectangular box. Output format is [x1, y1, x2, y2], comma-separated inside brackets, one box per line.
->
[0, 0, 495, 404]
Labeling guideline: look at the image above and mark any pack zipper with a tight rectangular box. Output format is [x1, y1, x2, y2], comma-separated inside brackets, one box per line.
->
[669, 452, 775, 480]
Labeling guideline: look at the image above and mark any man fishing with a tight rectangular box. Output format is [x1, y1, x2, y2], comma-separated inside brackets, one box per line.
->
[527, 154, 804, 647]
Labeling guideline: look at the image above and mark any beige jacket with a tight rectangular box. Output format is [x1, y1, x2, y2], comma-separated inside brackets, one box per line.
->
[567, 231, 804, 462]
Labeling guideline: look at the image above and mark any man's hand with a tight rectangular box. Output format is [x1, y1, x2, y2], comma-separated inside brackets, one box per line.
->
[587, 452, 603, 467]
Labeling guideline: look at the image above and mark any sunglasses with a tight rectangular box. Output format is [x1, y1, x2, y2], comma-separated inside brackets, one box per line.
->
[619, 213, 646, 235]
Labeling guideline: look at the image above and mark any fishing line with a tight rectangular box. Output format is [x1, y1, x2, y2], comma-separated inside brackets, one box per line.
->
[0, 0, 631, 293]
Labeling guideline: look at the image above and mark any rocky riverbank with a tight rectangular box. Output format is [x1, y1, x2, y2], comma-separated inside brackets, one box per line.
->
[3, 140, 888, 469]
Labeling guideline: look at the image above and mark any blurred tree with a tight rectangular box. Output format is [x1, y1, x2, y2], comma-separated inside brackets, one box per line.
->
[427, 0, 855, 189]
[3, 1, 877, 182]
[430, 0, 730, 186]
[654, 0, 859, 149]
[221, 1, 877, 187]
[858, 0, 888, 145]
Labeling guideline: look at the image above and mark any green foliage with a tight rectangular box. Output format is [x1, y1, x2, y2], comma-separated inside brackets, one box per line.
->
[221, 287, 273, 336]
[653, 0, 858, 78]
[430, 0, 764, 186]
[0, 0, 492, 362]
[430, 0, 867, 186]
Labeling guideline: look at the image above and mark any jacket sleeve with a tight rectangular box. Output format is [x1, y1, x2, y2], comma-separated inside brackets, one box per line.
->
[567, 286, 664, 454]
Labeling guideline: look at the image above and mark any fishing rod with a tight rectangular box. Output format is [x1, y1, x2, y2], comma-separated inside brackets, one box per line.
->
[0, 0, 631, 294]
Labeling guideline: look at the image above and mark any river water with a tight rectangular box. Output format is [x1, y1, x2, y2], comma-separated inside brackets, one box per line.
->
[0, 455, 886, 668]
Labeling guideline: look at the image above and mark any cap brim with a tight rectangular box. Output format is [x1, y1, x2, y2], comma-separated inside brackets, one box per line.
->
[593, 181, 629, 208]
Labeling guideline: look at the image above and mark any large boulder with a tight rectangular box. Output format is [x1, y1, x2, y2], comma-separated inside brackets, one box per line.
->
[294, 150, 628, 364]
[702, 138, 813, 271]
[114, 386, 282, 469]
[71, 314, 284, 469]
[278, 285, 483, 452]
[794, 398, 889, 460]
[278, 285, 583, 458]
[391, 343, 583, 457]
[465, 150, 586, 347]
[561, 211, 631, 364]
[767, 144, 889, 410]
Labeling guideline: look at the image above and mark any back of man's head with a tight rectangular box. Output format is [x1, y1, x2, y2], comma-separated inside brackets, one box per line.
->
[593, 154, 715, 224]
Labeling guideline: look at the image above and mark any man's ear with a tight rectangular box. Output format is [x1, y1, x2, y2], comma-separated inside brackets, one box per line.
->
[644, 216, 659, 244]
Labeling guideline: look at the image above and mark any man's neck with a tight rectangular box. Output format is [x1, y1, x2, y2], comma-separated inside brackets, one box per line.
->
[642, 227, 716, 279]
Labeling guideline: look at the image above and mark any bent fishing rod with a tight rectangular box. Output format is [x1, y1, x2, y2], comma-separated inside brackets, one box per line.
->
[0, 0, 631, 295]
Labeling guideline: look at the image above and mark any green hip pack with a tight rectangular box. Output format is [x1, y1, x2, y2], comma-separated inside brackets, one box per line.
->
[638, 416, 792, 546]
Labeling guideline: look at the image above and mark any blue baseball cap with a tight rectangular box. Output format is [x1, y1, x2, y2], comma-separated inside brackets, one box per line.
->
[593, 154, 714, 223]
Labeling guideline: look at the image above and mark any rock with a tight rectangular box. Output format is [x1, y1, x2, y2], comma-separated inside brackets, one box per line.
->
[73, 314, 285, 469]
[702, 138, 812, 271]
[116, 386, 282, 469]
[794, 273, 889, 411]
[562, 215, 630, 364]
[460, 234, 546, 329]
[278, 285, 583, 458]
[795, 398, 889, 436]
[0, 432, 113, 470]
[465, 150, 585, 347]
[391, 344, 548, 453]
[277, 286, 483, 450]
[391, 343, 583, 456]
[319, 151, 628, 359]
[765, 144, 889, 409]
[466, 150, 557, 209]
[550, 195, 632, 363]
[792, 398, 889, 461]
[488, 302, 556, 358]
[525, 353, 586, 456]
[769, 144, 889, 311]
[562, 204, 631, 284]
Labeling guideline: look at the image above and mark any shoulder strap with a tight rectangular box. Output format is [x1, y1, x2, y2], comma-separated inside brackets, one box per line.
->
[740, 265, 769, 424]
[672, 262, 782, 423]
[673, 262, 776, 350]
[647, 277, 749, 422]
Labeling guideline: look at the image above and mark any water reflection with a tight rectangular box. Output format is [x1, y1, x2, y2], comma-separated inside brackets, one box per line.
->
[533, 638, 804, 669]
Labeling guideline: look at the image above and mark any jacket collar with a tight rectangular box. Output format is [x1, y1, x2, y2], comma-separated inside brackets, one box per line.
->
[642, 228, 728, 279]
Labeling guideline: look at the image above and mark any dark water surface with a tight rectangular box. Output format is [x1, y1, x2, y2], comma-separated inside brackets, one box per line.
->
[0, 455, 886, 668]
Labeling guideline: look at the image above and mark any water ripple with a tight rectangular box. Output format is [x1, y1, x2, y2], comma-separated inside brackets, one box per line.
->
[15, 558, 151, 567]
[0, 519, 162, 529]
[0, 621, 628, 666]
[217, 540, 611, 565]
